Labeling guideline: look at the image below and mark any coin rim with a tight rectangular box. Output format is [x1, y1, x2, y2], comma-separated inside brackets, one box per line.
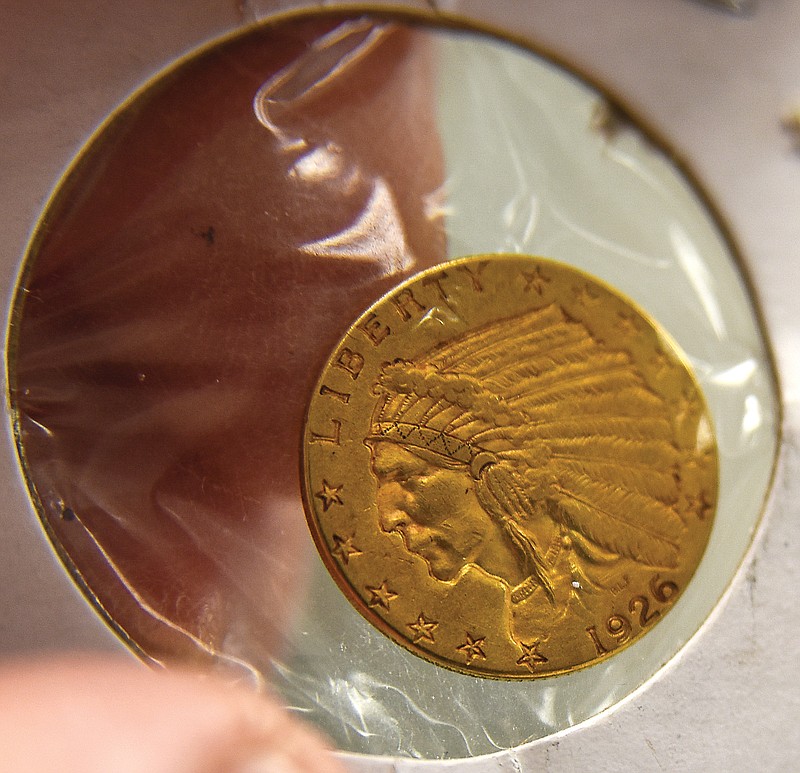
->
[300, 252, 719, 679]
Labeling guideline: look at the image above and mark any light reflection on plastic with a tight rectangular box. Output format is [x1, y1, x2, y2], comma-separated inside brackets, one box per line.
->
[289, 142, 345, 182]
[537, 684, 559, 729]
[712, 358, 757, 387]
[253, 19, 391, 146]
[281, 137, 308, 154]
[669, 222, 726, 339]
[343, 680, 381, 739]
[603, 143, 674, 201]
[422, 182, 454, 222]
[22, 416, 53, 437]
[299, 178, 414, 275]
[335, 672, 478, 756]
[550, 203, 668, 267]
[742, 394, 763, 435]
[78, 514, 266, 688]
[502, 194, 539, 247]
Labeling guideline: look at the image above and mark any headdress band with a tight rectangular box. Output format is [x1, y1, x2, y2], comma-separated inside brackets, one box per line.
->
[369, 421, 497, 479]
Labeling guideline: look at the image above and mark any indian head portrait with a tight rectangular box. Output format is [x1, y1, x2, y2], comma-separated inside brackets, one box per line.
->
[303, 256, 717, 677]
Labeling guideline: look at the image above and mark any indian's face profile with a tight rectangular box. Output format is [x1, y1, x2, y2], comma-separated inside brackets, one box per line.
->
[303, 255, 718, 678]
[367, 440, 526, 585]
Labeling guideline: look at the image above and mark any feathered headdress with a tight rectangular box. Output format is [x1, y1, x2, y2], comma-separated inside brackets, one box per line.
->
[370, 304, 685, 599]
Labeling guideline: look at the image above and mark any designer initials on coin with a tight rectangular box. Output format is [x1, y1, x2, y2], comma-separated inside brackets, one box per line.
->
[301, 255, 717, 678]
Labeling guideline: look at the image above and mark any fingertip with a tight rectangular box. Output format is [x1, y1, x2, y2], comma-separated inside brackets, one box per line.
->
[0, 655, 349, 773]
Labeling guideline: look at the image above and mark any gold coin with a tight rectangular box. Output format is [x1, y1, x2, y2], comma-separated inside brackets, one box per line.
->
[301, 254, 717, 678]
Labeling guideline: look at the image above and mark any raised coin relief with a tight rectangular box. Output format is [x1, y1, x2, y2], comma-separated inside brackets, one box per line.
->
[302, 255, 717, 678]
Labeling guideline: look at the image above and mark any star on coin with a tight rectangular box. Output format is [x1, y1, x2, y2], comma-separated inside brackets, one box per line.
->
[616, 310, 640, 334]
[672, 389, 697, 425]
[366, 580, 398, 611]
[572, 283, 599, 307]
[650, 348, 671, 375]
[407, 612, 438, 644]
[331, 534, 362, 564]
[315, 480, 343, 511]
[456, 633, 486, 665]
[522, 266, 551, 295]
[698, 491, 713, 520]
[682, 491, 713, 521]
[516, 640, 548, 672]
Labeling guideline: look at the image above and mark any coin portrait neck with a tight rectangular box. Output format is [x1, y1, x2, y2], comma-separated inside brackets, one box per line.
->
[469, 518, 531, 588]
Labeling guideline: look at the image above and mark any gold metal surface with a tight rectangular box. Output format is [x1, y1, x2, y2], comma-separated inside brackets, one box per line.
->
[302, 255, 717, 678]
